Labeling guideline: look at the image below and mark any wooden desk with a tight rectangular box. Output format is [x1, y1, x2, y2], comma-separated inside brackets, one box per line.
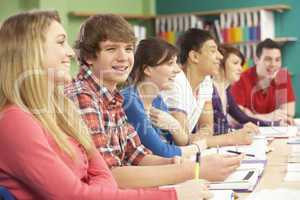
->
[239, 139, 300, 199]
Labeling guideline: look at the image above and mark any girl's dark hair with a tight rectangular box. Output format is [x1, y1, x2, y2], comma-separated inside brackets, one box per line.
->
[218, 45, 245, 69]
[130, 37, 178, 85]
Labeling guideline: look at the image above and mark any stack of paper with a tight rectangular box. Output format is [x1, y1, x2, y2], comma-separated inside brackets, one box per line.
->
[291, 145, 300, 154]
[284, 163, 300, 182]
[246, 188, 300, 200]
[287, 146, 300, 164]
[284, 172, 300, 182]
[287, 163, 300, 171]
[288, 154, 300, 163]
[259, 126, 298, 138]
[209, 168, 260, 191]
[287, 137, 300, 144]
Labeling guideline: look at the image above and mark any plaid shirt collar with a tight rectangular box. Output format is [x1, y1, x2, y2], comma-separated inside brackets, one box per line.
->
[77, 65, 123, 106]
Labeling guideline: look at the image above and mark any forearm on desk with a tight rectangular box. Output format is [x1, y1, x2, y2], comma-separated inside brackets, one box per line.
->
[204, 133, 238, 147]
[111, 164, 194, 188]
[139, 154, 173, 166]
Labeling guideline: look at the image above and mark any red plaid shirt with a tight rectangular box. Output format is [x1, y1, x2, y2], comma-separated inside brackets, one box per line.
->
[65, 65, 150, 168]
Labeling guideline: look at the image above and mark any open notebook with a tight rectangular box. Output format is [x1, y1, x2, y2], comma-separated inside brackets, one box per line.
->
[209, 168, 260, 191]
[238, 163, 265, 176]
[200, 137, 268, 162]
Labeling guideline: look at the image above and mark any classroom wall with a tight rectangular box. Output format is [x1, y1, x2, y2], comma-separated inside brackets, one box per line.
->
[0, 0, 39, 20]
[67, 0, 156, 48]
[0, 0, 23, 20]
[0, 0, 155, 75]
[157, 0, 300, 117]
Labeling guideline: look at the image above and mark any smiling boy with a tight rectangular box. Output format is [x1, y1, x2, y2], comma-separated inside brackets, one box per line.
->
[231, 39, 295, 124]
[65, 14, 242, 188]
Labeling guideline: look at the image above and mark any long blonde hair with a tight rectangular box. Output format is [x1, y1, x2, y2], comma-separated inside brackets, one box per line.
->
[0, 10, 94, 157]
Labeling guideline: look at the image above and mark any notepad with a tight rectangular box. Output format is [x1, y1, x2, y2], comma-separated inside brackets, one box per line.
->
[211, 138, 268, 161]
[210, 190, 234, 200]
[259, 126, 298, 138]
[209, 168, 260, 191]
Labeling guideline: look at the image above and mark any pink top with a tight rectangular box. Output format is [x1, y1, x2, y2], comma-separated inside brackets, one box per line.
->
[0, 105, 177, 200]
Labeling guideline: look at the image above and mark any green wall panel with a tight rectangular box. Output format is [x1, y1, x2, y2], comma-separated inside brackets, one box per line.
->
[0, 0, 21, 20]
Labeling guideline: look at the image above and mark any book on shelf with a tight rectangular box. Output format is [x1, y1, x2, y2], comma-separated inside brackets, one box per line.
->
[155, 15, 204, 45]
[259, 10, 275, 40]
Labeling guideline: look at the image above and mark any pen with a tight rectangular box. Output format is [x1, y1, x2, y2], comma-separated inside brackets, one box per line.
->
[195, 152, 201, 179]
[233, 192, 239, 200]
[227, 150, 255, 157]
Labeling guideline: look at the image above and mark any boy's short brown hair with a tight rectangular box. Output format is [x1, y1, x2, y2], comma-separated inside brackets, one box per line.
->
[74, 14, 136, 65]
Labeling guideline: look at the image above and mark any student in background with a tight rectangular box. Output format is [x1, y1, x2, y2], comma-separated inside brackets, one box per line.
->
[123, 38, 243, 182]
[122, 37, 207, 158]
[161, 28, 255, 147]
[161, 28, 217, 142]
[65, 14, 242, 188]
[213, 45, 271, 136]
[0, 10, 211, 200]
[231, 39, 295, 124]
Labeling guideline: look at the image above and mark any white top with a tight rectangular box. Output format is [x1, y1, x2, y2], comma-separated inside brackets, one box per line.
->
[160, 70, 213, 132]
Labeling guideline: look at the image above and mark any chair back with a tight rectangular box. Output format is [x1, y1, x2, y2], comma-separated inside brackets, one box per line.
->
[0, 187, 16, 200]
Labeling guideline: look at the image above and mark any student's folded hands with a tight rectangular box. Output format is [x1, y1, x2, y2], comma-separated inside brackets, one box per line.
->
[150, 107, 181, 131]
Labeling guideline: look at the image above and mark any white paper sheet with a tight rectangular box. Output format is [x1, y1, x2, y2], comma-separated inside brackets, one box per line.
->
[246, 188, 300, 200]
